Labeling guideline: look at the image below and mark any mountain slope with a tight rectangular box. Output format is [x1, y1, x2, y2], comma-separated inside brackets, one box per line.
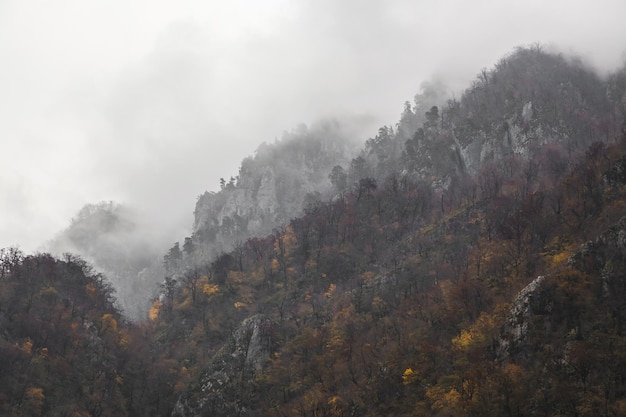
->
[152, 46, 626, 417]
[351, 45, 624, 187]
[3, 46, 626, 417]
[159, 135, 626, 416]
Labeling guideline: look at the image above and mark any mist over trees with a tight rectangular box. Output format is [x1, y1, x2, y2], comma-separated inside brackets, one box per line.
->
[46, 201, 168, 319]
[4, 45, 626, 416]
[181, 119, 362, 267]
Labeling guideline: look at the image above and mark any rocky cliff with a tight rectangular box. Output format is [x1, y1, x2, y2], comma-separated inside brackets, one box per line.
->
[185, 120, 357, 264]
[355, 46, 624, 191]
[498, 275, 552, 359]
[171, 314, 276, 417]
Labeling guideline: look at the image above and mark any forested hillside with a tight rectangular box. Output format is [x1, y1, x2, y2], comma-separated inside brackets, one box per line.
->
[0, 250, 170, 416]
[2, 46, 626, 416]
[163, 138, 626, 416]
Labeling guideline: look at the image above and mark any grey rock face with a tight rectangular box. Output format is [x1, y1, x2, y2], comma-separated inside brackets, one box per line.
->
[189, 123, 354, 264]
[498, 275, 551, 358]
[171, 314, 276, 417]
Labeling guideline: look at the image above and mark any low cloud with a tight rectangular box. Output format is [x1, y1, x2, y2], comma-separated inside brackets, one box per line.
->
[1, 0, 626, 252]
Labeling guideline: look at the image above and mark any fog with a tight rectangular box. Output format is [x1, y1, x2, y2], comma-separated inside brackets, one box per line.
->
[2, 0, 626, 253]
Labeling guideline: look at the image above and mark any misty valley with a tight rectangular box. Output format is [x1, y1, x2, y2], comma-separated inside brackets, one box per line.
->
[4, 46, 626, 416]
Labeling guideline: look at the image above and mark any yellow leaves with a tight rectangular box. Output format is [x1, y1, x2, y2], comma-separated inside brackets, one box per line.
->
[100, 313, 118, 333]
[85, 283, 96, 296]
[24, 387, 45, 416]
[271, 258, 280, 273]
[234, 301, 247, 309]
[324, 283, 336, 298]
[17, 338, 33, 355]
[149, 300, 162, 320]
[177, 297, 193, 313]
[26, 386, 45, 400]
[426, 375, 462, 413]
[118, 329, 130, 348]
[328, 395, 343, 406]
[118, 337, 129, 348]
[452, 330, 475, 350]
[402, 367, 419, 385]
[99, 313, 124, 343]
[371, 296, 386, 311]
[443, 388, 462, 405]
[452, 311, 500, 352]
[202, 283, 219, 296]
[275, 225, 298, 255]
[33, 346, 49, 364]
[325, 329, 344, 353]
[327, 395, 347, 417]
[548, 244, 575, 268]
[551, 251, 570, 266]
[543, 237, 576, 269]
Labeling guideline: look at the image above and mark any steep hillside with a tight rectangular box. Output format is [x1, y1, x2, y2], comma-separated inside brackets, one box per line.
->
[3, 46, 626, 417]
[349, 45, 625, 187]
[0, 249, 210, 416]
[0, 251, 132, 415]
[150, 47, 626, 417]
[156, 134, 626, 416]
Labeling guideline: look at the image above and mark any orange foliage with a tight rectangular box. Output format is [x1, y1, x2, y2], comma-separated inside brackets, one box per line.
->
[202, 283, 220, 296]
[149, 300, 162, 320]
[324, 283, 337, 298]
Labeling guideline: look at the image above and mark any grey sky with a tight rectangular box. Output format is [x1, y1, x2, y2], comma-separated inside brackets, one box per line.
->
[2, 0, 626, 253]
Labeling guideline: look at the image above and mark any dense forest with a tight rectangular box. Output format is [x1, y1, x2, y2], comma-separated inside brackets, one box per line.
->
[3, 46, 626, 416]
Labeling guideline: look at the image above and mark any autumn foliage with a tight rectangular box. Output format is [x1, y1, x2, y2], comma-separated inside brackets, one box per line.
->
[3, 46, 626, 416]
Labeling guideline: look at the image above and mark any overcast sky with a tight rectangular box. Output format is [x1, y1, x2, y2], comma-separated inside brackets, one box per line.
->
[2, 0, 626, 253]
